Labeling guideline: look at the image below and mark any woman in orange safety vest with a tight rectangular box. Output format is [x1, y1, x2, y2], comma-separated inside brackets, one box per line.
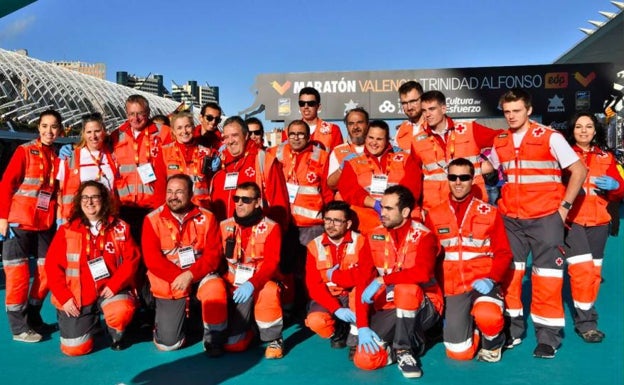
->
[57, 112, 118, 223]
[563, 112, 624, 343]
[46, 180, 140, 355]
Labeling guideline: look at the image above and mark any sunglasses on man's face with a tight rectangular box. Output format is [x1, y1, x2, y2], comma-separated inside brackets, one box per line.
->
[233, 195, 257, 204]
[204, 114, 221, 124]
[298, 100, 318, 108]
[249, 130, 263, 136]
[447, 174, 473, 182]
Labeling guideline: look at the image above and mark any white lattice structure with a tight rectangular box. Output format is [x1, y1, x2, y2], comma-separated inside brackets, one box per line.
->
[0, 48, 198, 130]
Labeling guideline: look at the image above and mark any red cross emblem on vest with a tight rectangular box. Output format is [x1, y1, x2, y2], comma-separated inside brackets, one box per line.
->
[455, 124, 467, 134]
[393, 153, 405, 162]
[320, 123, 331, 134]
[532, 127, 546, 137]
[194, 214, 205, 225]
[150, 145, 160, 159]
[105, 241, 115, 254]
[114, 222, 126, 234]
[198, 148, 210, 157]
[597, 151, 608, 159]
[245, 166, 256, 178]
[256, 221, 267, 234]
[408, 229, 421, 243]
[555, 257, 563, 266]
[477, 204, 490, 215]
[306, 171, 318, 184]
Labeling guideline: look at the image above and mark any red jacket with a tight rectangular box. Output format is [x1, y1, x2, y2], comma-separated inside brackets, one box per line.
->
[220, 216, 281, 289]
[210, 141, 290, 230]
[0, 140, 58, 230]
[355, 220, 442, 328]
[567, 145, 624, 226]
[142, 204, 222, 299]
[110, 122, 168, 209]
[45, 218, 140, 308]
[305, 231, 370, 316]
[425, 196, 512, 295]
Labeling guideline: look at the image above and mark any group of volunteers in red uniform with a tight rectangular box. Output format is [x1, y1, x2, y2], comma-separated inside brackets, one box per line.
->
[1, 85, 621, 379]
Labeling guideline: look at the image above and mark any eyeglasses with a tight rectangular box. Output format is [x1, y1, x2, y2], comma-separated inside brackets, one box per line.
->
[400, 98, 421, 107]
[249, 130, 263, 136]
[127, 111, 148, 118]
[323, 217, 347, 225]
[81, 195, 102, 202]
[447, 174, 473, 182]
[204, 114, 221, 124]
[298, 100, 319, 108]
[288, 132, 307, 139]
[233, 195, 257, 204]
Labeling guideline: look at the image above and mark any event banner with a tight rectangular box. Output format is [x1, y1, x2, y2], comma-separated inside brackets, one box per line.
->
[247, 63, 615, 129]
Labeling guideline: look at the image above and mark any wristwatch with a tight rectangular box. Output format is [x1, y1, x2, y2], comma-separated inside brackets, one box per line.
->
[561, 200, 573, 210]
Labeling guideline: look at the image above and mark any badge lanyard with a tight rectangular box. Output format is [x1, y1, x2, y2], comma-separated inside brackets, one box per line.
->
[86, 149, 104, 181]
[37, 141, 56, 188]
[133, 131, 153, 166]
[383, 231, 408, 274]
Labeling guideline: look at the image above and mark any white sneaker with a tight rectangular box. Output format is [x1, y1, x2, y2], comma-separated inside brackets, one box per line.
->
[13, 330, 42, 343]
[477, 347, 502, 363]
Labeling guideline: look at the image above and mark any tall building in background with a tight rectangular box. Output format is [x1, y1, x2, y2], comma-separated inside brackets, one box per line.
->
[171, 81, 219, 109]
[51, 61, 106, 79]
[116, 71, 168, 97]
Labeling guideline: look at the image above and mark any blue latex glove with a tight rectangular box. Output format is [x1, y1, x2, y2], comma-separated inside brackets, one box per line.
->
[210, 156, 221, 172]
[58, 144, 73, 160]
[0, 227, 15, 242]
[340, 153, 358, 170]
[472, 278, 494, 294]
[373, 200, 382, 216]
[326, 264, 339, 282]
[233, 281, 254, 304]
[56, 218, 64, 229]
[358, 327, 381, 354]
[361, 279, 382, 304]
[595, 176, 619, 191]
[334, 308, 356, 323]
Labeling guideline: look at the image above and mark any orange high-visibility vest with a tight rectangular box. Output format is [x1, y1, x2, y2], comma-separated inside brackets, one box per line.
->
[146, 206, 216, 299]
[569, 148, 614, 226]
[112, 122, 166, 209]
[367, 221, 442, 310]
[8, 140, 57, 230]
[394, 120, 423, 152]
[274, 144, 328, 227]
[411, 120, 486, 210]
[50, 220, 129, 308]
[220, 217, 277, 284]
[161, 141, 212, 208]
[494, 123, 565, 219]
[427, 198, 498, 295]
[58, 147, 117, 221]
[307, 231, 365, 296]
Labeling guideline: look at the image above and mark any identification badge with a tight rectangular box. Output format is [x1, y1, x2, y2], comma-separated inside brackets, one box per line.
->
[234, 264, 255, 286]
[370, 175, 388, 195]
[224, 172, 239, 190]
[36, 191, 52, 211]
[88, 257, 110, 281]
[385, 284, 395, 302]
[137, 163, 157, 184]
[286, 183, 300, 203]
[178, 246, 196, 269]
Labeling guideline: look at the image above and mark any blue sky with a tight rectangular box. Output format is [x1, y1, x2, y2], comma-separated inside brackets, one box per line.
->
[0, 0, 616, 119]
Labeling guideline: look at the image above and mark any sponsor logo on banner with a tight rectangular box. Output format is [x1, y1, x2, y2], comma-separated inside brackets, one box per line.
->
[378, 100, 396, 113]
[574, 72, 596, 87]
[575, 91, 590, 111]
[344, 99, 359, 114]
[278, 98, 291, 116]
[547, 95, 565, 112]
[271, 81, 291, 95]
[544, 72, 568, 89]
